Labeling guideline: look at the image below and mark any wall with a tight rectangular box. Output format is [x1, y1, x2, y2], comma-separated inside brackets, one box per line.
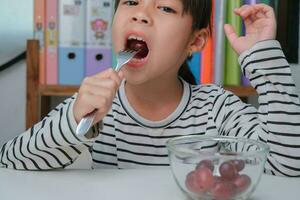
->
[0, 62, 26, 146]
[0, 0, 33, 65]
[0, 0, 32, 146]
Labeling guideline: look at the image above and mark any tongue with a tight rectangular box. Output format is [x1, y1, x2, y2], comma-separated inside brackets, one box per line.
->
[127, 40, 149, 59]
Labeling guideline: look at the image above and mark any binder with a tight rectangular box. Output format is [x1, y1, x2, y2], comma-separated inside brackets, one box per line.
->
[201, 0, 215, 84]
[224, 0, 242, 86]
[214, 0, 227, 86]
[85, 0, 113, 76]
[201, 37, 214, 84]
[34, 0, 46, 84]
[244, 0, 257, 3]
[45, 0, 58, 85]
[258, 0, 270, 4]
[188, 52, 201, 84]
[58, 0, 86, 85]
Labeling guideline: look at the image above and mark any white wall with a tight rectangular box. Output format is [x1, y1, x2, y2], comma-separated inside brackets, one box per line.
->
[0, 62, 26, 146]
[0, 0, 33, 65]
[0, 0, 32, 146]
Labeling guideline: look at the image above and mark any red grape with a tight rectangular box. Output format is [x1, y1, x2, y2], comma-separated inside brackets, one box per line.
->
[196, 159, 214, 171]
[186, 171, 206, 194]
[213, 175, 223, 184]
[234, 174, 251, 194]
[194, 167, 215, 190]
[219, 161, 238, 180]
[186, 158, 251, 199]
[185, 167, 214, 194]
[231, 159, 245, 172]
[212, 181, 236, 200]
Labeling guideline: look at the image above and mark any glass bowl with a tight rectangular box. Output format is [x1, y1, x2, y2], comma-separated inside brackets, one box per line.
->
[166, 135, 270, 200]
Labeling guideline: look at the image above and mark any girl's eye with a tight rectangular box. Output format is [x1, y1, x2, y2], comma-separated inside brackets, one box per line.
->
[158, 6, 176, 14]
[123, 0, 138, 6]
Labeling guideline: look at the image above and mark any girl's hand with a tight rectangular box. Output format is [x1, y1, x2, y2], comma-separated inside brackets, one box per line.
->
[73, 68, 124, 125]
[224, 4, 277, 55]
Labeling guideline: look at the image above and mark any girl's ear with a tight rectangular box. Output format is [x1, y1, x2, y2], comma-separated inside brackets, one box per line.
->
[188, 28, 209, 53]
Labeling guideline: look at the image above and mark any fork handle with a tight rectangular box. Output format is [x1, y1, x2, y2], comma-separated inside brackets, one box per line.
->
[114, 63, 121, 72]
[76, 109, 97, 137]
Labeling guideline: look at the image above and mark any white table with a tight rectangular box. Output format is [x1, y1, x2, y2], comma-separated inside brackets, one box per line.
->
[0, 168, 299, 200]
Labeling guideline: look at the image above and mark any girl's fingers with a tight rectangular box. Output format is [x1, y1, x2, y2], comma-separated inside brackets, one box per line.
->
[118, 70, 125, 80]
[235, 4, 275, 22]
[84, 77, 119, 91]
[93, 68, 123, 85]
[234, 5, 259, 28]
[80, 92, 112, 113]
[83, 71, 122, 91]
[243, 17, 254, 28]
[255, 11, 266, 19]
[74, 68, 124, 123]
[82, 83, 117, 99]
[250, 14, 257, 23]
[253, 4, 276, 20]
[235, 4, 251, 14]
[235, 5, 256, 19]
[94, 68, 116, 78]
[224, 24, 238, 45]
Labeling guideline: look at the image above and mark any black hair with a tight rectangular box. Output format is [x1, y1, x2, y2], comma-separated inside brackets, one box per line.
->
[114, 0, 212, 85]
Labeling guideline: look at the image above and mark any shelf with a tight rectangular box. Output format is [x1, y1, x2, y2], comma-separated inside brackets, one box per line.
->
[224, 86, 257, 97]
[39, 85, 78, 96]
[38, 85, 256, 98]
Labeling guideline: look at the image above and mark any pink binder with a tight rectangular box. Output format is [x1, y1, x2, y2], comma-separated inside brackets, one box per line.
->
[45, 0, 58, 85]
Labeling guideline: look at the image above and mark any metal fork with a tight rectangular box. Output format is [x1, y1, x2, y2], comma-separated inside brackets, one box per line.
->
[76, 49, 139, 137]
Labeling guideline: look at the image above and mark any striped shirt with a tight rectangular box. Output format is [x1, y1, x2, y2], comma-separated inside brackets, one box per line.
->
[1, 40, 300, 177]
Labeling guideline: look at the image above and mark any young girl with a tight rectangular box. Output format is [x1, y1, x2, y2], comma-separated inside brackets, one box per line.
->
[1, 0, 300, 177]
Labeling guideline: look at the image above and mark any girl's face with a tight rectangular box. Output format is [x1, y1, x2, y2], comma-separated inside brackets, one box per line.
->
[112, 0, 196, 84]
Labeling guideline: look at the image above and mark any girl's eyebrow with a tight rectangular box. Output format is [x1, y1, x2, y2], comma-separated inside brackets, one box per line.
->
[157, 0, 182, 4]
[158, 0, 183, 9]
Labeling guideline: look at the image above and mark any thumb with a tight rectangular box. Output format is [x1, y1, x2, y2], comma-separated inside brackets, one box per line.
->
[118, 70, 125, 80]
[224, 24, 238, 47]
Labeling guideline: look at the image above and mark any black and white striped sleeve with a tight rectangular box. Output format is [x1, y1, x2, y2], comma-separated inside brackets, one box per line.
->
[0, 95, 100, 170]
[213, 40, 300, 177]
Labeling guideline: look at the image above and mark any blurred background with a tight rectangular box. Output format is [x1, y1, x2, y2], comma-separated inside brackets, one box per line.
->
[0, 0, 300, 147]
[0, 0, 33, 146]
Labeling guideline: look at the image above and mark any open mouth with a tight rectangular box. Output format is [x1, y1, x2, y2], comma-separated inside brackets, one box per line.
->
[125, 36, 149, 60]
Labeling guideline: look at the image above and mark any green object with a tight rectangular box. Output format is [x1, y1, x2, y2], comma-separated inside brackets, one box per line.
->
[224, 0, 242, 86]
[259, 0, 270, 4]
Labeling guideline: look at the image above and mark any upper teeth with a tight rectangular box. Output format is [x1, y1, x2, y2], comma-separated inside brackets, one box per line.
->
[128, 35, 145, 42]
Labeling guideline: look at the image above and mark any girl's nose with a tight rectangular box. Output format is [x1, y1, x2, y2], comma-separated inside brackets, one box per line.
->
[132, 16, 149, 24]
[131, 11, 152, 25]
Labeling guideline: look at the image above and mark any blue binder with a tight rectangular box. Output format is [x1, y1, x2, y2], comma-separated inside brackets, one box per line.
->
[188, 52, 201, 84]
[58, 0, 86, 85]
[59, 48, 85, 85]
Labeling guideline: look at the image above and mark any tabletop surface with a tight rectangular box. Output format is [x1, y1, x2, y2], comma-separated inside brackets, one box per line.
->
[0, 168, 299, 200]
